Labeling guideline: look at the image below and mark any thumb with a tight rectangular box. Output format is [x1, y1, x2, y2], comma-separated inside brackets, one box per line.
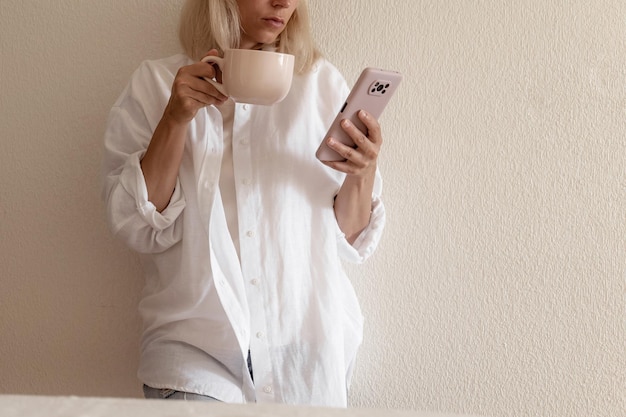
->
[202, 49, 221, 59]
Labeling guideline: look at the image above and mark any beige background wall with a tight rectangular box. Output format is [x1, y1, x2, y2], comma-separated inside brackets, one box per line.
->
[1, 1, 625, 416]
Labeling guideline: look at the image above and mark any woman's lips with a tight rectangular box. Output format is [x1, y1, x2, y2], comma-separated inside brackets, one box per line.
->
[263, 17, 285, 28]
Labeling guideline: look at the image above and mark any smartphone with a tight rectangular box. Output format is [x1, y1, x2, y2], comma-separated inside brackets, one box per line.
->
[316, 67, 402, 162]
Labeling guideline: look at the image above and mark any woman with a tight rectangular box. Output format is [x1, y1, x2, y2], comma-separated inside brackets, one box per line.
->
[102, 0, 386, 407]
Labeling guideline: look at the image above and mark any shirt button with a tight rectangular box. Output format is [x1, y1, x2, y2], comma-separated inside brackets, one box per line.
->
[263, 386, 272, 394]
[240, 139, 250, 147]
[242, 178, 251, 186]
[251, 279, 259, 286]
[246, 230, 255, 238]
[243, 104, 249, 110]
[256, 332, 264, 339]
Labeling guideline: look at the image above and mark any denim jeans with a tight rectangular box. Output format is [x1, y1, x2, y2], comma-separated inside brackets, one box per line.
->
[142, 385, 220, 401]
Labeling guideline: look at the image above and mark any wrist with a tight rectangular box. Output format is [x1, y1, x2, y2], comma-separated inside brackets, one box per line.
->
[160, 108, 191, 134]
[346, 164, 376, 184]
[162, 99, 197, 126]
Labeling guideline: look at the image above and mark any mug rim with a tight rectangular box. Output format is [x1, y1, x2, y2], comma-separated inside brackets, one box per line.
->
[223, 48, 294, 58]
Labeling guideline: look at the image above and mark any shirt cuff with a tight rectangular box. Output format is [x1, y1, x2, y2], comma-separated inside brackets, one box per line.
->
[336, 196, 386, 264]
[119, 150, 186, 231]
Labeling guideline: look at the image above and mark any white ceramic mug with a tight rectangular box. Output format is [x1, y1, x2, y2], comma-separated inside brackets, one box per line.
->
[201, 49, 295, 106]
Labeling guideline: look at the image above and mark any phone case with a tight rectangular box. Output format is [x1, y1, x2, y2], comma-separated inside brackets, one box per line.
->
[316, 67, 402, 162]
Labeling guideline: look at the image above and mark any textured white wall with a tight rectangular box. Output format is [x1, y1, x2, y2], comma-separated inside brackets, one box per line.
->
[1, 1, 625, 416]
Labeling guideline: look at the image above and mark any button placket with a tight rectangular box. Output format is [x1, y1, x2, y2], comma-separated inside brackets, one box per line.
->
[232, 103, 274, 401]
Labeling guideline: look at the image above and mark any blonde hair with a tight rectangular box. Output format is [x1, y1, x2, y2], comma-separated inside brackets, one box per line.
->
[179, 0, 321, 74]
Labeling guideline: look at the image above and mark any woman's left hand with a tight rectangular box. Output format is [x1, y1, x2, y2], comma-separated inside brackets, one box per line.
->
[326, 110, 382, 243]
[322, 110, 382, 179]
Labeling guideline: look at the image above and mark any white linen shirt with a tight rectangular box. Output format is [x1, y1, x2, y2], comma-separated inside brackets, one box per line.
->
[101, 54, 385, 407]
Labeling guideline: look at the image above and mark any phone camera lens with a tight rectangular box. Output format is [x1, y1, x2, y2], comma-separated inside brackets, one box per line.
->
[377, 85, 384, 92]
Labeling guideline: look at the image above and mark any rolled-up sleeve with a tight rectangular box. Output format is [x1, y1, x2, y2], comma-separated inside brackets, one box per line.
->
[335, 171, 386, 264]
[101, 62, 185, 254]
[104, 149, 185, 254]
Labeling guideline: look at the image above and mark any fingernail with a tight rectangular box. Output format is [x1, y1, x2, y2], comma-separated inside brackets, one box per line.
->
[359, 110, 367, 118]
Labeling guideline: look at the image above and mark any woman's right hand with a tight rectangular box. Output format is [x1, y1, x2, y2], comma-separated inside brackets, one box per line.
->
[141, 50, 228, 212]
[163, 49, 228, 124]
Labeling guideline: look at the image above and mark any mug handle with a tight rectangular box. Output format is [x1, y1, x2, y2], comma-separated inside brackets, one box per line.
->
[200, 55, 228, 96]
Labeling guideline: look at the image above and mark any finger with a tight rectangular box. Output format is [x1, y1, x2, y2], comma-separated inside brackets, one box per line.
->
[173, 69, 226, 104]
[322, 158, 349, 173]
[180, 66, 228, 102]
[200, 49, 223, 82]
[201, 48, 220, 59]
[172, 80, 227, 111]
[339, 119, 376, 159]
[187, 75, 228, 101]
[184, 61, 219, 80]
[322, 159, 360, 176]
[184, 85, 226, 106]
[357, 110, 383, 145]
[326, 136, 365, 166]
